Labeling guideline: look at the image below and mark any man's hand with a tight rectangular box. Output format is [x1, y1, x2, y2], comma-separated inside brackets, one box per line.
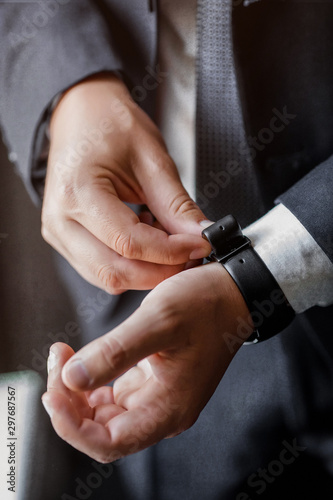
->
[42, 263, 253, 463]
[42, 73, 210, 294]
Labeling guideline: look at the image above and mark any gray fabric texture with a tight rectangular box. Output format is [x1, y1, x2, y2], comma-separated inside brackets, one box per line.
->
[195, 0, 264, 227]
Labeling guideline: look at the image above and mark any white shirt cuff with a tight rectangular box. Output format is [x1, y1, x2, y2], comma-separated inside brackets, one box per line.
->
[244, 204, 333, 314]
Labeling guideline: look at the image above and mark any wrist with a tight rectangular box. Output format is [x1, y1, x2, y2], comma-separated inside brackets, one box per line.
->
[202, 216, 295, 343]
[49, 71, 131, 141]
[205, 262, 255, 343]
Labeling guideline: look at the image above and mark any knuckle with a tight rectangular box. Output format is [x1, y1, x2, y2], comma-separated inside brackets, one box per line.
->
[100, 335, 127, 374]
[51, 178, 83, 217]
[95, 454, 110, 464]
[168, 192, 199, 218]
[154, 300, 182, 336]
[56, 427, 72, 444]
[97, 264, 127, 293]
[112, 231, 142, 260]
[56, 180, 78, 208]
[152, 150, 170, 170]
[101, 446, 124, 464]
[98, 453, 114, 464]
[88, 444, 122, 464]
[143, 149, 175, 177]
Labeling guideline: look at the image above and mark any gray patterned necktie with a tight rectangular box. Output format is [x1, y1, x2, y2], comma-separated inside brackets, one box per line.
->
[195, 0, 263, 227]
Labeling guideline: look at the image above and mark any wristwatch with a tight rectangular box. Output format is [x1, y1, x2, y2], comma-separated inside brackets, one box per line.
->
[202, 215, 295, 343]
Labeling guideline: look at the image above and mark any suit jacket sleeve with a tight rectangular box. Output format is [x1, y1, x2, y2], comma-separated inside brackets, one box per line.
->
[0, 1, 124, 205]
[277, 158, 333, 265]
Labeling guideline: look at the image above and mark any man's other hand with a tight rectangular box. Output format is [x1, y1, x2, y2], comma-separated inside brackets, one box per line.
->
[41, 73, 210, 293]
[42, 263, 253, 463]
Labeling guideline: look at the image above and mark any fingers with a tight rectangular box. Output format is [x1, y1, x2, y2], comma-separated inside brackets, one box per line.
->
[43, 343, 126, 457]
[44, 74, 211, 280]
[103, 396, 181, 459]
[138, 151, 211, 237]
[86, 386, 115, 407]
[42, 390, 123, 463]
[42, 386, 179, 463]
[47, 342, 74, 393]
[86, 387, 127, 427]
[62, 296, 173, 391]
[74, 189, 209, 263]
[43, 218, 196, 294]
[112, 363, 150, 408]
[43, 345, 178, 463]
[43, 184, 210, 267]
[138, 209, 154, 226]
[45, 343, 93, 419]
[94, 195, 210, 263]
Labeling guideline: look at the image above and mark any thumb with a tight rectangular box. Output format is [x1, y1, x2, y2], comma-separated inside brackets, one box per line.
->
[140, 152, 212, 237]
[62, 301, 171, 391]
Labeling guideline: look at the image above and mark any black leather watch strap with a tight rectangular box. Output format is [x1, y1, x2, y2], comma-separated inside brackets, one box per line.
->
[202, 215, 295, 343]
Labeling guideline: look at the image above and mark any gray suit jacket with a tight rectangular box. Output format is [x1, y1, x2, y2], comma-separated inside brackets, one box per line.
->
[0, 0, 332, 262]
[1, 4, 333, 499]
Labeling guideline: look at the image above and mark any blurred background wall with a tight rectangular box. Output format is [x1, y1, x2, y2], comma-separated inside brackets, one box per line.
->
[0, 133, 76, 375]
[0, 135, 126, 500]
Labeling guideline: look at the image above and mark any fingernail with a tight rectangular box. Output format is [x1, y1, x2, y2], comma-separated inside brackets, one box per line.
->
[41, 396, 53, 418]
[47, 350, 57, 374]
[199, 220, 214, 229]
[64, 359, 91, 389]
[189, 247, 210, 260]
